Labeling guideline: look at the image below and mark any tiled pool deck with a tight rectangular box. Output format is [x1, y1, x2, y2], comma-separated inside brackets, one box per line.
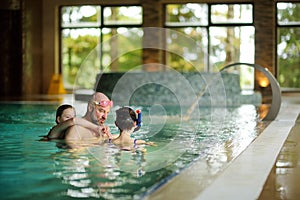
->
[259, 93, 300, 200]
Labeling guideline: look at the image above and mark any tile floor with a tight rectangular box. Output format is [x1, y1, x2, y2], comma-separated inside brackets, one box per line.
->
[259, 93, 300, 200]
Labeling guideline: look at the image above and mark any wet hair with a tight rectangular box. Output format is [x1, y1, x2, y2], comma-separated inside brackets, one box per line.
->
[115, 107, 137, 131]
[55, 104, 75, 124]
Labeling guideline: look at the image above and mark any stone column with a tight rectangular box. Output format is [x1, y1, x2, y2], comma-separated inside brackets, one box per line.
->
[254, 0, 276, 94]
[142, 0, 163, 71]
[0, 0, 22, 98]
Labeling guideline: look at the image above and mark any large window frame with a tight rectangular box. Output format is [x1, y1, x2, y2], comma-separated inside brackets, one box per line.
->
[59, 4, 143, 89]
[163, 3, 255, 89]
[59, 3, 256, 90]
[276, 2, 300, 90]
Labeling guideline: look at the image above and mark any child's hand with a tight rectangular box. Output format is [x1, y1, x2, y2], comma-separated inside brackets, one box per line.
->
[145, 141, 157, 146]
[99, 125, 112, 139]
[138, 147, 147, 153]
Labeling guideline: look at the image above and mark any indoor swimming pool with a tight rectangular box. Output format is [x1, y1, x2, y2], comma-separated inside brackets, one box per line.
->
[0, 102, 267, 199]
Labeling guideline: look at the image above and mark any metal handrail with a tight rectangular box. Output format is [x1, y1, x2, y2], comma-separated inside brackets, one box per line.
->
[220, 62, 281, 121]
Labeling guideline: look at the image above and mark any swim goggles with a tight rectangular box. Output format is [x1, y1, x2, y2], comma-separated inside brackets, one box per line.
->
[134, 109, 142, 132]
[135, 110, 142, 127]
[93, 100, 113, 107]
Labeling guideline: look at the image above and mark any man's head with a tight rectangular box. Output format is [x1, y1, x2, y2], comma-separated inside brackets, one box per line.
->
[85, 92, 113, 125]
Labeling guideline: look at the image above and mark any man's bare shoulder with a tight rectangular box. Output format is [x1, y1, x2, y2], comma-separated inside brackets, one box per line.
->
[65, 125, 91, 141]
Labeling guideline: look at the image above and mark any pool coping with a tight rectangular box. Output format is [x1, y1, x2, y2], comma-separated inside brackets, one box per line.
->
[144, 103, 300, 200]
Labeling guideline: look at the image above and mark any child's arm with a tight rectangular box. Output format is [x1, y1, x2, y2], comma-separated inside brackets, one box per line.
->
[74, 118, 112, 139]
[73, 117, 99, 135]
[47, 117, 111, 139]
[135, 139, 156, 146]
[47, 118, 77, 139]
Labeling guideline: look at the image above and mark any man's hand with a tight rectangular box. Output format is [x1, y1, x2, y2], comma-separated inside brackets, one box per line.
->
[98, 125, 112, 139]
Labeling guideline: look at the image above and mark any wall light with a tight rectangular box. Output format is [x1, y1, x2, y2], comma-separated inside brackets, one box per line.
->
[259, 77, 270, 88]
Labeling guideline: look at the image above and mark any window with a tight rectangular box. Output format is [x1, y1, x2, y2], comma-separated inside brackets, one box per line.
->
[277, 2, 300, 89]
[60, 5, 142, 89]
[165, 3, 254, 89]
[60, 3, 255, 90]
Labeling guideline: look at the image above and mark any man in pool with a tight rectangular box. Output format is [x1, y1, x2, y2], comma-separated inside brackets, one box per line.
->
[42, 104, 105, 141]
[64, 92, 113, 148]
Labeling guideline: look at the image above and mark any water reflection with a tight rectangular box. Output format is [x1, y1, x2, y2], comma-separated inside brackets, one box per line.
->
[258, 104, 270, 120]
[52, 144, 150, 199]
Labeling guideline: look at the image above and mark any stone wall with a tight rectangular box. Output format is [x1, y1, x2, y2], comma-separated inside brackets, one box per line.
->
[93, 72, 261, 107]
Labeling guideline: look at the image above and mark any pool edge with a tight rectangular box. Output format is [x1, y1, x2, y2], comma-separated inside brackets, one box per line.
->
[143, 103, 300, 200]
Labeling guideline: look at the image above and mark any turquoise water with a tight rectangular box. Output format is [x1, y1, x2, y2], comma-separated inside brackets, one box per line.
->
[0, 103, 265, 199]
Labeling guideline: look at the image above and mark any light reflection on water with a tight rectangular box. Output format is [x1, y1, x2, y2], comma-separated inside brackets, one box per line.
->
[0, 104, 266, 199]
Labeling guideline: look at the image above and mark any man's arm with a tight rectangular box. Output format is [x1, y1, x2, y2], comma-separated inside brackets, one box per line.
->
[47, 117, 105, 139]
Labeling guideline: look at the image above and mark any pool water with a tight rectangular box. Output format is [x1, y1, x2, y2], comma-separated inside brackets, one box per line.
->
[0, 103, 266, 199]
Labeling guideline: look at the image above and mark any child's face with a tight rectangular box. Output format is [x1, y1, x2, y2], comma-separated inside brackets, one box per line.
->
[57, 108, 75, 123]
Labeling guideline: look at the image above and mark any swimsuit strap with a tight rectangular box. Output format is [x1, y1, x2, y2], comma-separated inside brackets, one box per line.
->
[134, 139, 137, 148]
